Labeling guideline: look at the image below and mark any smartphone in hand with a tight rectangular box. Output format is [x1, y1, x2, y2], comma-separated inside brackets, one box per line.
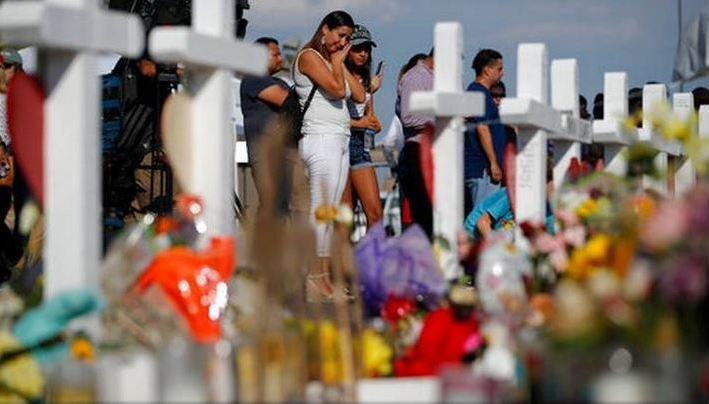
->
[375, 61, 384, 75]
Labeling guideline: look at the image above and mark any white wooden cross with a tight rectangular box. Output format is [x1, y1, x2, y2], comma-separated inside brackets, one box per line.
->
[672, 92, 696, 196]
[500, 43, 562, 224]
[592, 72, 638, 176]
[0, 0, 144, 298]
[639, 83, 683, 195]
[408, 22, 484, 280]
[701, 105, 709, 140]
[149, 0, 267, 236]
[548, 58, 592, 189]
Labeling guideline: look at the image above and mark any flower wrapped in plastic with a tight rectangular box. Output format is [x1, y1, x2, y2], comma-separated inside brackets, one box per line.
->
[476, 233, 530, 325]
[102, 196, 235, 346]
[355, 223, 446, 316]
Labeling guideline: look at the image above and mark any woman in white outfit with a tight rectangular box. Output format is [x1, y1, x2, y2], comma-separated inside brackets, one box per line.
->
[293, 10, 365, 299]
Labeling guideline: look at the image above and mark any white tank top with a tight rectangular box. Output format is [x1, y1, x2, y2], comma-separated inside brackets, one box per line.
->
[293, 49, 351, 136]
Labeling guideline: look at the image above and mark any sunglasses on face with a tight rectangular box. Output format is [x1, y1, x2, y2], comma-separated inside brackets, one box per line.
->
[491, 93, 505, 98]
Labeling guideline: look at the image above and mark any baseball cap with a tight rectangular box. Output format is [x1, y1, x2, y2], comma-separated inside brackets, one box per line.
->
[1, 48, 22, 67]
[350, 25, 377, 47]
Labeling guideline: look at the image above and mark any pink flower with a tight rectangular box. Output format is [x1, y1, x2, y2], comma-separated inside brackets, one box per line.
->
[533, 233, 565, 254]
[556, 209, 580, 227]
[562, 225, 587, 248]
[640, 199, 689, 251]
[549, 250, 569, 273]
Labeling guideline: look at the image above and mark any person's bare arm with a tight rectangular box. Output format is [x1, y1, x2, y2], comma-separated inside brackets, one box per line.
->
[345, 68, 366, 103]
[477, 124, 502, 182]
[257, 84, 289, 107]
[298, 47, 350, 99]
[351, 115, 381, 132]
[476, 212, 494, 238]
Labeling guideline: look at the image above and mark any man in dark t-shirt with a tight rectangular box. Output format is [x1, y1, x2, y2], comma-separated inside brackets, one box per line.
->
[464, 49, 506, 216]
[240, 37, 291, 213]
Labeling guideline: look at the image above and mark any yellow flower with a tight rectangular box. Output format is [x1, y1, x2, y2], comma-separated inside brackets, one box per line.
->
[314, 204, 339, 223]
[575, 198, 599, 219]
[361, 329, 393, 377]
[661, 117, 691, 141]
[319, 321, 343, 384]
[585, 234, 612, 263]
[314, 204, 354, 226]
[631, 194, 656, 219]
[566, 234, 613, 280]
[0, 332, 44, 400]
[622, 110, 642, 132]
[70, 337, 95, 362]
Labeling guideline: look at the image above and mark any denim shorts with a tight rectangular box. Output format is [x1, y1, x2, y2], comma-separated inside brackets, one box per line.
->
[349, 128, 374, 169]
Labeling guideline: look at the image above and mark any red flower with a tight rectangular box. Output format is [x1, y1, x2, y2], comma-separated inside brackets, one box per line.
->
[394, 307, 480, 377]
[381, 295, 417, 328]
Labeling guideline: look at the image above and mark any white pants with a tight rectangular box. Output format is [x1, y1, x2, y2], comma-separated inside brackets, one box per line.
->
[299, 133, 350, 257]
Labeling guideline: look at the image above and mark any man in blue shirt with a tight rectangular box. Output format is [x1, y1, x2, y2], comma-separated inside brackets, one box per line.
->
[464, 159, 556, 240]
[463, 188, 555, 240]
[464, 49, 506, 215]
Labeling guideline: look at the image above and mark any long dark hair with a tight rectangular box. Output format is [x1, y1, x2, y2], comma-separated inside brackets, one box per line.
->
[304, 10, 355, 57]
[345, 44, 373, 92]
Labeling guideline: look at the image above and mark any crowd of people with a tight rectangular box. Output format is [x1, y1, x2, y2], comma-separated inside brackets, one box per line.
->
[3, 8, 709, 300]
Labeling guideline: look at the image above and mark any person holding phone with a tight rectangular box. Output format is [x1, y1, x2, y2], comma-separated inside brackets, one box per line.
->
[293, 11, 365, 300]
[342, 24, 383, 233]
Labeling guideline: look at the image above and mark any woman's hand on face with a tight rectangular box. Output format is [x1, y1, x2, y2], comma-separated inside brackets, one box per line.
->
[371, 71, 383, 93]
[331, 43, 352, 65]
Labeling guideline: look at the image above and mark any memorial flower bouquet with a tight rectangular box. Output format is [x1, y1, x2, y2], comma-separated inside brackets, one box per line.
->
[637, 183, 709, 347]
[520, 173, 658, 347]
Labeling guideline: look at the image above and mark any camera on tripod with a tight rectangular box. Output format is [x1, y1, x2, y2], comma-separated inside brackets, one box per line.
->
[107, 0, 250, 38]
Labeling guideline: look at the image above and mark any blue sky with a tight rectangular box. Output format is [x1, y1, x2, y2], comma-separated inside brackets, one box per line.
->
[245, 0, 708, 134]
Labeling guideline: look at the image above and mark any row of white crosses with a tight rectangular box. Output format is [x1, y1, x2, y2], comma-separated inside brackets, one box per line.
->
[415, 23, 709, 282]
[592, 74, 705, 197]
[0, 0, 144, 298]
[0, 0, 266, 400]
[0, 0, 267, 296]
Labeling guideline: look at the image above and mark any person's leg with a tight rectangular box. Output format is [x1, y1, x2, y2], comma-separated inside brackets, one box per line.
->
[299, 134, 350, 297]
[338, 172, 354, 242]
[350, 166, 382, 228]
[399, 142, 432, 239]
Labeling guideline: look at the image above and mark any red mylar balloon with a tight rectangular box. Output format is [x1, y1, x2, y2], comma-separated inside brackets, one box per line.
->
[418, 124, 435, 203]
[7, 72, 44, 206]
[132, 237, 235, 342]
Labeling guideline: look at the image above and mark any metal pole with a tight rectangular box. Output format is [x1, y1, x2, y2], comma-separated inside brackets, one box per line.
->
[678, 0, 684, 92]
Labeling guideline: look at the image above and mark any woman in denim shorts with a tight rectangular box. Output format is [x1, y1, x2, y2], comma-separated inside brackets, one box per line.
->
[342, 24, 383, 230]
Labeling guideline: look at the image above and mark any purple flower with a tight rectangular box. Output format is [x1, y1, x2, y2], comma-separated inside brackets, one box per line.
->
[355, 223, 446, 316]
[660, 255, 708, 304]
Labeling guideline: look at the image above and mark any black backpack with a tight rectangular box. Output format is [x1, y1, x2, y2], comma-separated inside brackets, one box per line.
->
[279, 85, 317, 145]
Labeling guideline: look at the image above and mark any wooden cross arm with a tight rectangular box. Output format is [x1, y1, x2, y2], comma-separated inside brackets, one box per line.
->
[409, 91, 485, 117]
[548, 115, 592, 143]
[593, 120, 638, 145]
[638, 128, 683, 155]
[149, 27, 267, 75]
[499, 98, 564, 134]
[0, 1, 143, 57]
